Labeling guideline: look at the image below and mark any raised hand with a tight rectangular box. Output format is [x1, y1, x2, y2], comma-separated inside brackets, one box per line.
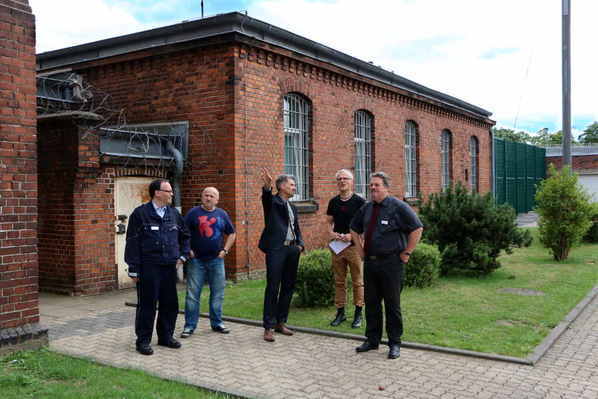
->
[260, 167, 273, 189]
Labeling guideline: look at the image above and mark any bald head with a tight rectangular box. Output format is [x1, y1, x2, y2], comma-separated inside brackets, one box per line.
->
[201, 186, 220, 210]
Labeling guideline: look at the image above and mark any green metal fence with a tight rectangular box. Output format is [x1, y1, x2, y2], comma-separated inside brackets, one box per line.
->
[494, 138, 546, 213]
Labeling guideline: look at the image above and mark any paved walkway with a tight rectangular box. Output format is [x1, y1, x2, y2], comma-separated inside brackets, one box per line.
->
[40, 289, 597, 399]
[516, 212, 539, 228]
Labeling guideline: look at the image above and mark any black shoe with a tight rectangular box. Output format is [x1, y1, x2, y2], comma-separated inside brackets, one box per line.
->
[388, 344, 401, 359]
[136, 343, 153, 355]
[356, 341, 379, 352]
[351, 306, 363, 329]
[211, 325, 230, 334]
[157, 337, 181, 349]
[330, 308, 346, 327]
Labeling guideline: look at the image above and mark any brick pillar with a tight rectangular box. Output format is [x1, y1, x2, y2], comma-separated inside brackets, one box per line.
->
[0, 0, 48, 354]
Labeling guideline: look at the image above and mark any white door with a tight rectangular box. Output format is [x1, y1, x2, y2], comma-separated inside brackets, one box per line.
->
[114, 177, 153, 289]
[578, 174, 598, 203]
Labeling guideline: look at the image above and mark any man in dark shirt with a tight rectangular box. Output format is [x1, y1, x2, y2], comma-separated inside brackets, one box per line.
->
[326, 169, 366, 328]
[125, 179, 190, 356]
[258, 168, 304, 342]
[350, 172, 423, 359]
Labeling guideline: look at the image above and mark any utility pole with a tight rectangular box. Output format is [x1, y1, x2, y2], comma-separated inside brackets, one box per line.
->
[201, 0, 204, 18]
[562, 0, 572, 166]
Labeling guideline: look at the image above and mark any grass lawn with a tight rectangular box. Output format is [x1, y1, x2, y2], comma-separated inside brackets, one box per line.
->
[0, 349, 236, 399]
[182, 228, 597, 358]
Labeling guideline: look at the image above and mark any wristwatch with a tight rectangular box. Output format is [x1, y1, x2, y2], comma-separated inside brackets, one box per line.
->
[222, 249, 229, 255]
[403, 251, 411, 256]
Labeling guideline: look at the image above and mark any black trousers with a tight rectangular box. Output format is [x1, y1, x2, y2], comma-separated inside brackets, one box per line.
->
[364, 254, 404, 346]
[263, 245, 301, 329]
[135, 263, 179, 345]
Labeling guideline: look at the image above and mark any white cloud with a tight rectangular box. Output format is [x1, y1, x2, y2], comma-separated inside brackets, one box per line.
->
[29, 0, 597, 132]
[30, 0, 157, 53]
[248, 0, 598, 132]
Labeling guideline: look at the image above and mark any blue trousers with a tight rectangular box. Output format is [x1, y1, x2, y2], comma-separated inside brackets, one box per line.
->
[183, 257, 226, 331]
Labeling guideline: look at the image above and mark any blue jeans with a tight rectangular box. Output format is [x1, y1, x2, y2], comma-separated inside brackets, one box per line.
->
[183, 257, 226, 331]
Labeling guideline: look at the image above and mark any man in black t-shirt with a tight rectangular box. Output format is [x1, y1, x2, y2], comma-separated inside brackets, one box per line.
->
[326, 169, 366, 328]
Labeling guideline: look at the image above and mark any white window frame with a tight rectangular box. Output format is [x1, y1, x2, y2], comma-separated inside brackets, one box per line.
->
[354, 110, 373, 198]
[404, 121, 418, 197]
[441, 130, 452, 190]
[469, 136, 479, 192]
[283, 93, 310, 200]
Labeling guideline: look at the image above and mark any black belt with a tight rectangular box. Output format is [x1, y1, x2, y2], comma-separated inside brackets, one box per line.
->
[365, 252, 399, 261]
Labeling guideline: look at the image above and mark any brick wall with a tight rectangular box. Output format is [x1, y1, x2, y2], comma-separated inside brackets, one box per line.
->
[39, 37, 492, 283]
[0, 0, 46, 348]
[231, 42, 492, 275]
[546, 155, 598, 172]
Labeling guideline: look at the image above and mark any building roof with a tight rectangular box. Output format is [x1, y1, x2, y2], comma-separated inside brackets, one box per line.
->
[545, 145, 598, 157]
[37, 12, 492, 120]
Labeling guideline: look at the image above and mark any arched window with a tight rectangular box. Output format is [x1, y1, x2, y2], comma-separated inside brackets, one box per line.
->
[354, 110, 373, 198]
[283, 93, 311, 200]
[469, 136, 479, 192]
[404, 121, 419, 197]
[440, 129, 453, 190]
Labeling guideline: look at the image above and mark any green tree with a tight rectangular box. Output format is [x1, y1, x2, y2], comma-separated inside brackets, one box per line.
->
[535, 165, 593, 261]
[579, 122, 598, 144]
[419, 182, 532, 276]
[492, 127, 531, 143]
[530, 129, 578, 146]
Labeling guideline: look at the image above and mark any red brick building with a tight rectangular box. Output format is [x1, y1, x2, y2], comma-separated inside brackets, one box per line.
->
[0, 0, 47, 353]
[35, 12, 494, 294]
[545, 146, 598, 202]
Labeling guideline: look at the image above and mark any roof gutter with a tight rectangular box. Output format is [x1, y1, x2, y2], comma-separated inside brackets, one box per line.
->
[37, 12, 492, 120]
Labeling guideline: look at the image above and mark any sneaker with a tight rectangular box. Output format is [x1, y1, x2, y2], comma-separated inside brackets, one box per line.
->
[180, 329, 194, 338]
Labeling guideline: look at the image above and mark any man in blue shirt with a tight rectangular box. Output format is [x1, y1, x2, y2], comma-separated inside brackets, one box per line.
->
[181, 187, 236, 338]
[125, 179, 190, 356]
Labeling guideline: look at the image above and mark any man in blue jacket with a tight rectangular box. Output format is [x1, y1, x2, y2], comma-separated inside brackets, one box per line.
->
[259, 168, 304, 342]
[125, 179, 190, 355]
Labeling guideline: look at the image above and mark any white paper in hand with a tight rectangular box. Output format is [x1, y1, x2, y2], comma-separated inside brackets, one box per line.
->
[328, 239, 351, 255]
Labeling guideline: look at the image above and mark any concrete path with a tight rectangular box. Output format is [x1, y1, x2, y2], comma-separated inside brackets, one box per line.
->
[40, 289, 597, 399]
[516, 212, 539, 228]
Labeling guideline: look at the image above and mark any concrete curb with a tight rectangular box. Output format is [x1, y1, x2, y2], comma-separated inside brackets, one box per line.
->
[526, 285, 598, 365]
[125, 284, 598, 367]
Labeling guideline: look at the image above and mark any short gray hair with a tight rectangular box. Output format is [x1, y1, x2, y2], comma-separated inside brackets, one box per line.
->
[275, 174, 296, 190]
[370, 171, 390, 187]
[335, 169, 354, 180]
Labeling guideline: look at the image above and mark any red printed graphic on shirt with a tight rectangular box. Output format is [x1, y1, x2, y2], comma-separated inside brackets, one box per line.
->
[198, 215, 217, 238]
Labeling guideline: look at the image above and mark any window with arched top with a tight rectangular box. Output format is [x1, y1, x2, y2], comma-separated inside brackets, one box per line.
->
[404, 121, 419, 197]
[354, 110, 373, 198]
[469, 136, 479, 192]
[440, 129, 453, 190]
[283, 93, 311, 200]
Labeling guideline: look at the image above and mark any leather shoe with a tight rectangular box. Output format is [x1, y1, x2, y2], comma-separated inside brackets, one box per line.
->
[388, 344, 401, 359]
[355, 341, 379, 352]
[157, 337, 181, 349]
[136, 343, 153, 355]
[212, 325, 230, 334]
[274, 323, 294, 336]
[264, 328, 275, 342]
[330, 308, 346, 327]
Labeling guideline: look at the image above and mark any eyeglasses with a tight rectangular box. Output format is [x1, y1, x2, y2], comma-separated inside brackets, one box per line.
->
[158, 189, 174, 194]
[336, 177, 352, 181]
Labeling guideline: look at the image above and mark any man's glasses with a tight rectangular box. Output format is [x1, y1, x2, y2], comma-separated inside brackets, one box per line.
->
[158, 189, 174, 194]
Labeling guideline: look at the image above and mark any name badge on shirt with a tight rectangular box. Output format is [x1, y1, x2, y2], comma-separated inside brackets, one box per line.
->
[381, 220, 389, 225]
[151, 226, 160, 231]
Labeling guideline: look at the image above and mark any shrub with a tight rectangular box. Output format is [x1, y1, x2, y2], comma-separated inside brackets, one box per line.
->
[535, 165, 593, 260]
[404, 243, 440, 288]
[583, 202, 598, 243]
[420, 182, 532, 276]
[295, 249, 334, 307]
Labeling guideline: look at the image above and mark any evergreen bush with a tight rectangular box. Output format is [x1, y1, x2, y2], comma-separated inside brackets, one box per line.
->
[536, 165, 593, 260]
[295, 249, 334, 307]
[404, 243, 440, 288]
[583, 202, 598, 243]
[420, 182, 532, 275]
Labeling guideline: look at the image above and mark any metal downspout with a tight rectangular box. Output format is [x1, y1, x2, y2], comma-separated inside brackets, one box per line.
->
[166, 140, 183, 212]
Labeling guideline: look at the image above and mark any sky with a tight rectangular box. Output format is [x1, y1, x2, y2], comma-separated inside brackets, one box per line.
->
[30, 0, 597, 138]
